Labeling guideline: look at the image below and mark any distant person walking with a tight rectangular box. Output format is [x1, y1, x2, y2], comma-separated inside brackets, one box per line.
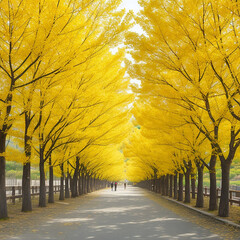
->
[111, 182, 113, 191]
[114, 182, 117, 191]
[124, 182, 126, 189]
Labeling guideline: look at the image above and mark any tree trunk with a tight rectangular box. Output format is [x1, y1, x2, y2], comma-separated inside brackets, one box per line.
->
[48, 157, 54, 203]
[154, 175, 157, 193]
[22, 113, 32, 212]
[78, 172, 82, 195]
[218, 161, 231, 217]
[59, 163, 64, 201]
[156, 178, 160, 193]
[174, 173, 177, 199]
[184, 170, 191, 203]
[178, 173, 183, 201]
[82, 173, 86, 194]
[91, 177, 94, 192]
[85, 174, 88, 193]
[161, 176, 166, 195]
[72, 157, 79, 198]
[0, 132, 8, 218]
[93, 176, 97, 191]
[165, 175, 169, 196]
[0, 90, 13, 218]
[87, 173, 90, 193]
[39, 147, 46, 207]
[153, 169, 157, 192]
[72, 171, 77, 198]
[209, 155, 217, 210]
[196, 164, 204, 208]
[169, 175, 173, 197]
[70, 175, 74, 197]
[89, 177, 92, 193]
[22, 162, 32, 212]
[65, 172, 70, 198]
[191, 174, 196, 199]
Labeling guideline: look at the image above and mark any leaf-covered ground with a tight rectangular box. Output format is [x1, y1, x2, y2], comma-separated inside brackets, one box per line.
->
[185, 196, 240, 225]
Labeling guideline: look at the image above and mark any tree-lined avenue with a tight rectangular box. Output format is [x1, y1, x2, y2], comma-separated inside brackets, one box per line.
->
[1, 187, 240, 240]
[1, 0, 240, 224]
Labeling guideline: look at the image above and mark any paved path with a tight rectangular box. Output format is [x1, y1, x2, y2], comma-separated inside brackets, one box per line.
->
[1, 186, 240, 240]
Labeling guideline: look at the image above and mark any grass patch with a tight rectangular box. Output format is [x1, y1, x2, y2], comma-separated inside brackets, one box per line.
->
[230, 181, 240, 186]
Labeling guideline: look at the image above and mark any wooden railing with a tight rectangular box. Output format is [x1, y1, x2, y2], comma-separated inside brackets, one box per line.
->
[202, 187, 240, 206]
[6, 185, 61, 204]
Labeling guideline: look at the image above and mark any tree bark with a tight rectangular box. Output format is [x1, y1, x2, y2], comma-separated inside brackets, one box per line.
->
[161, 176, 166, 195]
[82, 173, 86, 194]
[70, 175, 73, 196]
[84, 174, 88, 193]
[191, 174, 196, 199]
[196, 164, 204, 208]
[154, 175, 157, 193]
[165, 175, 169, 196]
[0, 90, 13, 218]
[78, 172, 82, 195]
[22, 112, 32, 211]
[89, 176, 92, 193]
[72, 157, 79, 198]
[169, 175, 173, 197]
[22, 162, 32, 212]
[59, 163, 64, 201]
[174, 173, 177, 199]
[218, 161, 231, 217]
[178, 173, 183, 201]
[93, 177, 96, 191]
[48, 156, 54, 203]
[157, 178, 160, 193]
[87, 173, 90, 193]
[39, 147, 46, 207]
[209, 155, 218, 210]
[65, 172, 70, 198]
[91, 177, 94, 192]
[184, 169, 191, 203]
[0, 132, 8, 218]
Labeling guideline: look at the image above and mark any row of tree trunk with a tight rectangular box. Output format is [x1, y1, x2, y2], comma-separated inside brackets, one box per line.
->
[21, 160, 108, 214]
[137, 170, 221, 213]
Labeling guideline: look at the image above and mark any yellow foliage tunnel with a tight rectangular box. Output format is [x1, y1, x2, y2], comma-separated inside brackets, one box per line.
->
[0, 0, 239, 220]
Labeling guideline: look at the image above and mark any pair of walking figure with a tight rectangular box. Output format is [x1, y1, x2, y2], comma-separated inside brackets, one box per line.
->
[111, 182, 117, 191]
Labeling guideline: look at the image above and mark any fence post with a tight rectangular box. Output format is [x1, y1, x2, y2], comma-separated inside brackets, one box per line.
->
[204, 187, 207, 196]
[230, 191, 233, 206]
[32, 186, 34, 198]
[12, 186, 15, 204]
